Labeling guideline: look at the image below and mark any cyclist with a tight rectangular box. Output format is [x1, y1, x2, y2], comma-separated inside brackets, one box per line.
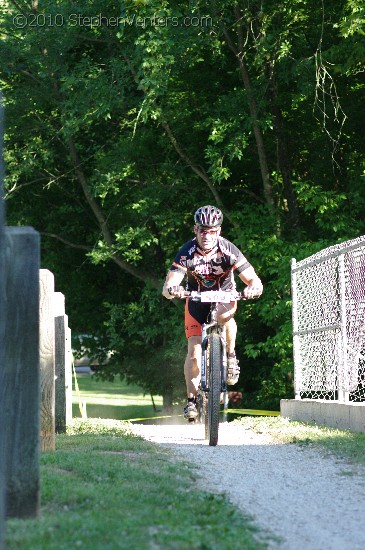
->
[162, 205, 263, 420]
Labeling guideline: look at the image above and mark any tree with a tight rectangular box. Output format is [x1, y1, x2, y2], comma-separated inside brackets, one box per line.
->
[1, 0, 364, 409]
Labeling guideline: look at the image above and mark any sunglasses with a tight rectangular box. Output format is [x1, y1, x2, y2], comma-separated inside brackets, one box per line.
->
[197, 227, 219, 236]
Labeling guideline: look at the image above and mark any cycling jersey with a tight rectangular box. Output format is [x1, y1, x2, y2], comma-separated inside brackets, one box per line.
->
[170, 236, 251, 291]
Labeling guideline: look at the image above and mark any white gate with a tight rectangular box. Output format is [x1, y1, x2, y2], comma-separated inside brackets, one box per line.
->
[291, 236, 365, 403]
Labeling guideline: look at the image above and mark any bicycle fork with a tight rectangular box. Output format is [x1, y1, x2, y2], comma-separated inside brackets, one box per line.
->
[201, 324, 227, 393]
[220, 325, 228, 392]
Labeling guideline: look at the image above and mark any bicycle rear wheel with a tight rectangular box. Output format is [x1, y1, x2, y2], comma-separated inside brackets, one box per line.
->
[208, 331, 222, 446]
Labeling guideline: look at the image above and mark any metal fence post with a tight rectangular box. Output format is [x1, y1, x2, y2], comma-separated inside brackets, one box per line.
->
[291, 258, 302, 399]
[338, 253, 349, 403]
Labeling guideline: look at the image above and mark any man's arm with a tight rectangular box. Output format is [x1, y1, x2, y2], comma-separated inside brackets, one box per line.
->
[162, 270, 185, 299]
[238, 266, 263, 298]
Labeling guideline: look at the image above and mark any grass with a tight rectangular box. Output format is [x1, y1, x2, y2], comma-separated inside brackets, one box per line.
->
[5, 419, 264, 550]
[233, 415, 365, 466]
[72, 374, 165, 422]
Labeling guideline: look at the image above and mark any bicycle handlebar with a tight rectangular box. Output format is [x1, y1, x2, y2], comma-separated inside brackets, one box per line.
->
[167, 287, 260, 302]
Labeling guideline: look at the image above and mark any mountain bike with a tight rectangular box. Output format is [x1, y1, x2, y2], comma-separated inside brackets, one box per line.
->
[185, 289, 250, 446]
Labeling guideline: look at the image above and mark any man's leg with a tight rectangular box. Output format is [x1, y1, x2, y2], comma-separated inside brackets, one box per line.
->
[183, 299, 208, 418]
[217, 302, 240, 385]
[183, 336, 201, 419]
[184, 336, 201, 398]
[225, 317, 237, 354]
[217, 302, 237, 353]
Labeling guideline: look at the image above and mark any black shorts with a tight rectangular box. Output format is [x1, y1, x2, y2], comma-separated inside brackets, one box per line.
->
[184, 299, 237, 339]
[184, 300, 212, 338]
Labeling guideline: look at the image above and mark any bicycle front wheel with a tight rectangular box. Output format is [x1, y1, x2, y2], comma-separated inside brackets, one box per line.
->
[208, 332, 222, 446]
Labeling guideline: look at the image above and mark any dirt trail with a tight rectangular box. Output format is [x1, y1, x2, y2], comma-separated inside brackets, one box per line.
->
[131, 421, 365, 550]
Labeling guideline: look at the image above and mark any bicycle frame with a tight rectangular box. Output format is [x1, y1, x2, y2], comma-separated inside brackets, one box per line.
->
[200, 305, 228, 394]
[190, 289, 240, 396]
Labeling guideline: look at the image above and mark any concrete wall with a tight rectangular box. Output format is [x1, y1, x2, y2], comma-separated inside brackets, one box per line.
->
[281, 399, 365, 433]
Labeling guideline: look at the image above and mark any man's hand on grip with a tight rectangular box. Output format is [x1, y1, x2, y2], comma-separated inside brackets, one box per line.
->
[167, 286, 187, 299]
[243, 280, 263, 299]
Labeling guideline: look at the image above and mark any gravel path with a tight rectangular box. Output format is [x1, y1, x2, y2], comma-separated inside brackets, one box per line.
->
[131, 420, 365, 550]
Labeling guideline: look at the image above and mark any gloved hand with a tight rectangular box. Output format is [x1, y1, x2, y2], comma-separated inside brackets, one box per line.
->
[167, 286, 188, 299]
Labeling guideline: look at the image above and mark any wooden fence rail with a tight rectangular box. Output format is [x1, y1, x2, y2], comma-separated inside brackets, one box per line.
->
[0, 87, 6, 550]
[54, 292, 72, 434]
[40, 269, 56, 453]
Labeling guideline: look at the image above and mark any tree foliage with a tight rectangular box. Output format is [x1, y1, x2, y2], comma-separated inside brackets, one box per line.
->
[0, 0, 364, 409]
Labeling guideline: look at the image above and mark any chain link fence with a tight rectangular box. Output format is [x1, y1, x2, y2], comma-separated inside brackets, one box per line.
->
[291, 236, 365, 402]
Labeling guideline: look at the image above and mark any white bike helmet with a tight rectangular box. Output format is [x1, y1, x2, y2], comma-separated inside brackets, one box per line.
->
[194, 205, 223, 228]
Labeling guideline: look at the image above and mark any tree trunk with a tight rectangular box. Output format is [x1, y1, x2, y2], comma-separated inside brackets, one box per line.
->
[267, 64, 300, 231]
[274, 106, 301, 231]
[238, 58, 275, 210]
[222, 7, 275, 210]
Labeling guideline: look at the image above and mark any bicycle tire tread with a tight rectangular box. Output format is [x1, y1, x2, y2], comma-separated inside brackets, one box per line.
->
[208, 332, 221, 446]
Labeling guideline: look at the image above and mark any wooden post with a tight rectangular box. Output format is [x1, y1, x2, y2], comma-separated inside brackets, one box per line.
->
[0, 88, 6, 548]
[54, 292, 72, 433]
[66, 325, 73, 420]
[39, 270, 55, 451]
[4, 227, 41, 518]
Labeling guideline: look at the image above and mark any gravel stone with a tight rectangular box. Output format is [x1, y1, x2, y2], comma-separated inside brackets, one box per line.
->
[131, 421, 365, 549]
